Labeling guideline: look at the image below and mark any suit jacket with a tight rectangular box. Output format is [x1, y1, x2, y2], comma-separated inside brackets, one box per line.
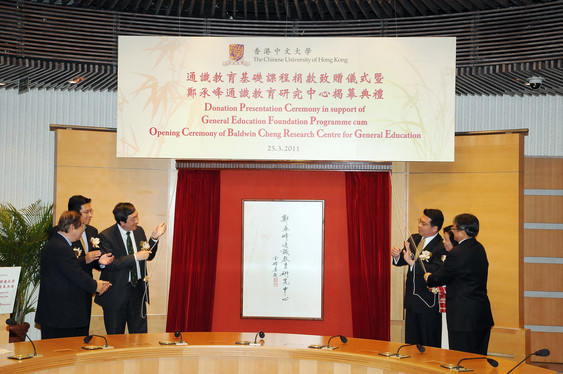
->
[35, 233, 98, 328]
[393, 233, 446, 313]
[427, 237, 494, 332]
[72, 225, 99, 322]
[94, 224, 158, 310]
[73, 225, 100, 277]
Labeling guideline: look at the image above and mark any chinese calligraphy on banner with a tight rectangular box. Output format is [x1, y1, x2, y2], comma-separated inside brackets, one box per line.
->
[117, 36, 456, 161]
[242, 200, 324, 319]
[0, 267, 21, 314]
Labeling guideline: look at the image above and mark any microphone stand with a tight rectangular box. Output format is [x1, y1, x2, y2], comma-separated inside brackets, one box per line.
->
[6, 319, 37, 360]
[322, 335, 348, 350]
[174, 330, 188, 346]
[440, 356, 498, 372]
[82, 334, 114, 350]
[236, 331, 265, 346]
[250, 331, 265, 346]
[159, 330, 188, 345]
[378, 343, 424, 358]
[507, 349, 550, 374]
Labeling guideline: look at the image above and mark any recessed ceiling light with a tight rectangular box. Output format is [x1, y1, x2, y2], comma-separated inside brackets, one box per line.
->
[68, 76, 85, 84]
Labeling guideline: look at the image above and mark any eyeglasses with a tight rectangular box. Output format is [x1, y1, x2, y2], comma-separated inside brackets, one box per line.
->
[81, 209, 94, 214]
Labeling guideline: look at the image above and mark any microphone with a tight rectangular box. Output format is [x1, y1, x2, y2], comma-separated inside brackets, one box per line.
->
[174, 330, 188, 346]
[507, 348, 550, 374]
[322, 335, 348, 350]
[250, 331, 265, 346]
[82, 334, 114, 350]
[159, 330, 188, 345]
[6, 318, 37, 360]
[440, 356, 498, 372]
[378, 343, 425, 358]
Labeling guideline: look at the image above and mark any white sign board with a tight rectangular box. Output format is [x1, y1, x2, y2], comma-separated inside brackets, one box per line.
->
[0, 267, 21, 314]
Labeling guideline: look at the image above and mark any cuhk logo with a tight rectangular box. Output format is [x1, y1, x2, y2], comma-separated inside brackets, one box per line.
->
[229, 44, 244, 62]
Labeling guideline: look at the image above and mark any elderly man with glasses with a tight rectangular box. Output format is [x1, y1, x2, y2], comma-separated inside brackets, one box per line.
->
[424, 213, 494, 355]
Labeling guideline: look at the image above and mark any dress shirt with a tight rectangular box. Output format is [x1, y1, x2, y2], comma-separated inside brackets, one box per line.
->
[117, 224, 141, 282]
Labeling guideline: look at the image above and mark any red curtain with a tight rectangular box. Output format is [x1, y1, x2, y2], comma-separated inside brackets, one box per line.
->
[346, 172, 391, 340]
[166, 169, 220, 332]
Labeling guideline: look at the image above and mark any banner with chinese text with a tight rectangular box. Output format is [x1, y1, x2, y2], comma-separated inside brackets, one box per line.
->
[0, 267, 21, 314]
[117, 36, 456, 161]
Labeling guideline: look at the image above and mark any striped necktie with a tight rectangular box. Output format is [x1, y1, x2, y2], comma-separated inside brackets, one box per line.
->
[126, 232, 138, 287]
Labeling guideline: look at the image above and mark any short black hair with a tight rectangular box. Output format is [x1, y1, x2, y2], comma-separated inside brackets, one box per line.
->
[424, 208, 444, 231]
[453, 213, 479, 237]
[113, 202, 136, 224]
[68, 195, 91, 213]
[58, 211, 82, 233]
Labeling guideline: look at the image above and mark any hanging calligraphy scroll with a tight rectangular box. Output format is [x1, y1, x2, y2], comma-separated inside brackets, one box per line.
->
[242, 200, 324, 319]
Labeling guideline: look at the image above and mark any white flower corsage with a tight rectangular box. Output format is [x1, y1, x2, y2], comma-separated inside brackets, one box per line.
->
[73, 247, 82, 258]
[441, 254, 447, 262]
[140, 241, 151, 251]
[90, 237, 100, 248]
[429, 287, 439, 294]
[419, 250, 432, 261]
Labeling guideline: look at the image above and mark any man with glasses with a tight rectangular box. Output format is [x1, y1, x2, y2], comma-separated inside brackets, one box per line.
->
[67, 195, 113, 275]
[391, 209, 447, 348]
[67, 195, 114, 334]
[424, 213, 494, 355]
[95, 202, 166, 335]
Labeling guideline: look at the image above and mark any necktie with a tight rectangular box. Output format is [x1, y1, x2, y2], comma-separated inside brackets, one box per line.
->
[80, 234, 88, 253]
[414, 237, 426, 261]
[126, 232, 138, 287]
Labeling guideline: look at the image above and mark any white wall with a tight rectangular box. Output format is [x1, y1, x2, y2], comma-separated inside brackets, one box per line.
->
[0, 89, 117, 208]
[1, 88, 561, 208]
[455, 95, 563, 157]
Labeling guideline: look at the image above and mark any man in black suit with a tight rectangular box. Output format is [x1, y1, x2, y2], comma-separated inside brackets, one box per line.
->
[67, 195, 113, 334]
[424, 213, 494, 355]
[35, 211, 111, 339]
[391, 208, 446, 348]
[95, 202, 166, 334]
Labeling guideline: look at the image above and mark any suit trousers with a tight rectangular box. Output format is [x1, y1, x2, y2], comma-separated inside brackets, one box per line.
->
[405, 309, 442, 348]
[102, 283, 147, 334]
[448, 328, 491, 355]
[448, 328, 491, 356]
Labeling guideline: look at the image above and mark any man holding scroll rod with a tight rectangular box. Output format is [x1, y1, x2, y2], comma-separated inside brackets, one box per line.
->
[391, 209, 447, 348]
[95, 202, 166, 335]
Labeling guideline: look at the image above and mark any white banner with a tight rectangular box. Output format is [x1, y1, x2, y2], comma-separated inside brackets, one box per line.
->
[117, 36, 456, 161]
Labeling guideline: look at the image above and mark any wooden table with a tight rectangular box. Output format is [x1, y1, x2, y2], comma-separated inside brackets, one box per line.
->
[0, 332, 555, 374]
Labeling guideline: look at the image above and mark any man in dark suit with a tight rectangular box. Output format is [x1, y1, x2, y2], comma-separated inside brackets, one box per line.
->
[67, 195, 113, 334]
[95, 202, 166, 334]
[35, 211, 111, 339]
[391, 208, 446, 348]
[424, 213, 494, 355]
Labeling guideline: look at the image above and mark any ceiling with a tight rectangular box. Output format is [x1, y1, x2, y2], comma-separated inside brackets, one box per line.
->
[21, 0, 558, 21]
[0, 0, 562, 96]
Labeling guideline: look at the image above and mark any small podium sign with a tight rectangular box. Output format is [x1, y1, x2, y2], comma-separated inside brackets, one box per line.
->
[0, 267, 21, 314]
